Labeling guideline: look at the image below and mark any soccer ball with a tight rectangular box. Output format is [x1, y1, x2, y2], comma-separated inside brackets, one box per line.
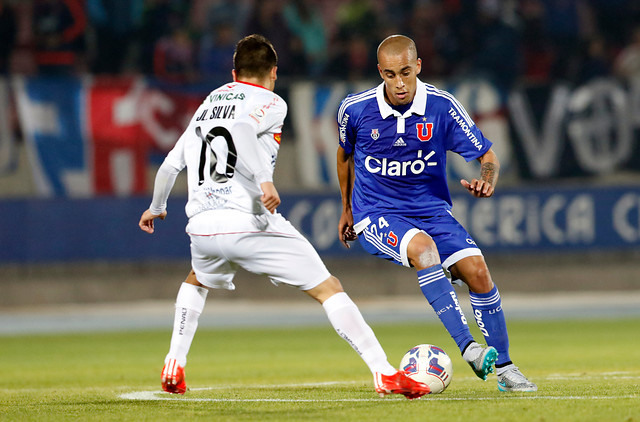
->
[399, 344, 453, 394]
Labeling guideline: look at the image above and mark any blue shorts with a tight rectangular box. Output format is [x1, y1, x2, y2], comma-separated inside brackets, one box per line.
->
[353, 211, 482, 271]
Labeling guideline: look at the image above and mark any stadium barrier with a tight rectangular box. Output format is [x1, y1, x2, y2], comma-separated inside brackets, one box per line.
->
[1, 184, 639, 264]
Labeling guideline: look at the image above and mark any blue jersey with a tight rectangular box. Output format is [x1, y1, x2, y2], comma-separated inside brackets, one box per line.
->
[338, 80, 492, 219]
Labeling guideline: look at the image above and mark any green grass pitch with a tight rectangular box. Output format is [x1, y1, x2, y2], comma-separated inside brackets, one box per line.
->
[1, 318, 639, 421]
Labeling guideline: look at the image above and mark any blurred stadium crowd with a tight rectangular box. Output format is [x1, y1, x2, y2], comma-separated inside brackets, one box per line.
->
[0, 0, 639, 88]
[1, 0, 639, 301]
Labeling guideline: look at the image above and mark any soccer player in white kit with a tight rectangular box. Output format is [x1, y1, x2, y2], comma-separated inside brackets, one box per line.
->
[138, 34, 429, 399]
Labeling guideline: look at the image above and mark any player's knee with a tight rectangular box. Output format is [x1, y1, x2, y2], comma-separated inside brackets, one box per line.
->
[408, 240, 440, 270]
[324, 275, 344, 292]
[305, 275, 344, 304]
[184, 269, 205, 287]
[466, 265, 493, 293]
[407, 232, 440, 270]
[417, 247, 441, 269]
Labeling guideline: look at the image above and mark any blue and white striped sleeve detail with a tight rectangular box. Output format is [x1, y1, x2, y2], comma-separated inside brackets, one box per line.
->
[424, 84, 475, 126]
[337, 88, 376, 123]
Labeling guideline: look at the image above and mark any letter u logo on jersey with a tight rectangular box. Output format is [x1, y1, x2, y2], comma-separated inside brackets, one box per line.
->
[416, 123, 433, 142]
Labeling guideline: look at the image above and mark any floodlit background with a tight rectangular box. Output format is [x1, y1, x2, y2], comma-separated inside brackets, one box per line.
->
[0, 0, 639, 321]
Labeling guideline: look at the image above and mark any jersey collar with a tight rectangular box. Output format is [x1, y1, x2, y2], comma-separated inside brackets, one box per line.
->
[376, 78, 427, 119]
[235, 80, 269, 90]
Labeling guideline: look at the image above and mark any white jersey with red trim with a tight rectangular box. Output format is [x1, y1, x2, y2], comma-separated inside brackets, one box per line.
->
[163, 81, 286, 218]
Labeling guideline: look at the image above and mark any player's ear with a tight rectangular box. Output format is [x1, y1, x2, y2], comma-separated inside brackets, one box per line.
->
[377, 64, 383, 79]
[416, 58, 422, 75]
[271, 66, 278, 81]
[232, 69, 237, 82]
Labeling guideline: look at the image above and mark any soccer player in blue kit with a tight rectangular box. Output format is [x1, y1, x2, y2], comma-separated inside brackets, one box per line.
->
[336, 35, 537, 392]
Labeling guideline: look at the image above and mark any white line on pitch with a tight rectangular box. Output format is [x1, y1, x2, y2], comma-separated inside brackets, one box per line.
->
[189, 381, 363, 390]
[119, 390, 638, 402]
[119, 378, 638, 403]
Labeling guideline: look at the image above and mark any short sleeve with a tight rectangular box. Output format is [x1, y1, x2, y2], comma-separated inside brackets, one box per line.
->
[247, 93, 287, 136]
[337, 97, 356, 155]
[445, 100, 492, 161]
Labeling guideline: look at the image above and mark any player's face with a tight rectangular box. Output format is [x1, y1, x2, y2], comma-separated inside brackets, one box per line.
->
[378, 51, 422, 106]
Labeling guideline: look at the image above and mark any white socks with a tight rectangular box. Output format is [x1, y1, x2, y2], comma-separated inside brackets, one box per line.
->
[322, 292, 396, 376]
[166, 282, 209, 367]
[165, 286, 395, 376]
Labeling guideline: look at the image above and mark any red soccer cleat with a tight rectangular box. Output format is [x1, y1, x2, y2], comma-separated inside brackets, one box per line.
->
[374, 370, 431, 399]
[161, 359, 187, 394]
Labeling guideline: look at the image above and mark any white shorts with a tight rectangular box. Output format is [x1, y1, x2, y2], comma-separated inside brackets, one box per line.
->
[186, 210, 331, 291]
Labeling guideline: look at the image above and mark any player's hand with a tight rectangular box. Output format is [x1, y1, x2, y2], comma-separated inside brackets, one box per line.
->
[338, 210, 357, 249]
[460, 178, 494, 198]
[139, 209, 167, 234]
[260, 182, 280, 214]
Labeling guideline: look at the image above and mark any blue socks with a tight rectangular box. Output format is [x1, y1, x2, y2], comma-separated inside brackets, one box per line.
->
[418, 267, 513, 365]
[418, 266, 474, 352]
[469, 286, 511, 365]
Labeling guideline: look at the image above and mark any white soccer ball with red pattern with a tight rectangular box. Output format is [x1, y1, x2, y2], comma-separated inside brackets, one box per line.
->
[400, 344, 453, 394]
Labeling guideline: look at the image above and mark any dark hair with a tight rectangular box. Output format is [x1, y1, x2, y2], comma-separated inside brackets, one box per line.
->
[233, 34, 278, 78]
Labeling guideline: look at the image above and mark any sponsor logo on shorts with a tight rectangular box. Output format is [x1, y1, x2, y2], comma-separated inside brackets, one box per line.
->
[386, 231, 398, 247]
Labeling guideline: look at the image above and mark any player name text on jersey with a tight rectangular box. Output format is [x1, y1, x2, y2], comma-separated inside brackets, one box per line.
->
[195, 105, 237, 122]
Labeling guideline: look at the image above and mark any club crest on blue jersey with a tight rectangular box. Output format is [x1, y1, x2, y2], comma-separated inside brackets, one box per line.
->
[416, 123, 433, 142]
[371, 128, 380, 140]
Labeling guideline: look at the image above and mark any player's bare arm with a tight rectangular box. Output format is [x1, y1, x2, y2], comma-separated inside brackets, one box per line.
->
[139, 209, 167, 234]
[460, 148, 500, 198]
[337, 147, 357, 248]
[260, 181, 280, 213]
